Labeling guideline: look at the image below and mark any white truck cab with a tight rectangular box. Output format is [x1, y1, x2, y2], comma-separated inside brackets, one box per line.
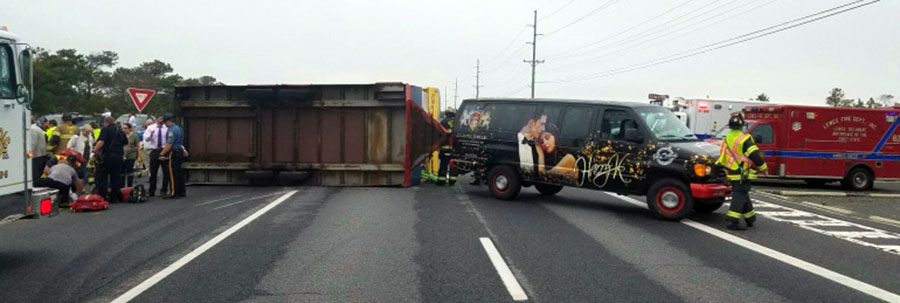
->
[0, 26, 38, 221]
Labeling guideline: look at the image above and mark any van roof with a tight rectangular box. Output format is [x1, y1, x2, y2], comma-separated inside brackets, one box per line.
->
[462, 98, 654, 108]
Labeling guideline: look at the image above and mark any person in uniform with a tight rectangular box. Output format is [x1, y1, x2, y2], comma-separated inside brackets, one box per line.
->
[93, 116, 128, 203]
[160, 114, 186, 199]
[48, 113, 78, 154]
[716, 113, 768, 230]
[436, 111, 458, 186]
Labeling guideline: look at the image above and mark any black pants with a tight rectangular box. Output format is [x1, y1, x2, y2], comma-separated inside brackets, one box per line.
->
[148, 149, 167, 194]
[437, 149, 458, 184]
[32, 156, 49, 181]
[123, 158, 136, 187]
[728, 181, 755, 222]
[162, 149, 185, 196]
[97, 153, 124, 203]
[34, 178, 70, 203]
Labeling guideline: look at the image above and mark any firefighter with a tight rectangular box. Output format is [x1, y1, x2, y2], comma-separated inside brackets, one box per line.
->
[716, 112, 768, 230]
[48, 113, 78, 154]
[436, 110, 458, 186]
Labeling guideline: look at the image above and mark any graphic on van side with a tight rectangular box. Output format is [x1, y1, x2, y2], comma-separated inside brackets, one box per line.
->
[461, 106, 491, 131]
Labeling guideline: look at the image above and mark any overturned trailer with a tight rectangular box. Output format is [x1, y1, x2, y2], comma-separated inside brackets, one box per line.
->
[175, 83, 447, 186]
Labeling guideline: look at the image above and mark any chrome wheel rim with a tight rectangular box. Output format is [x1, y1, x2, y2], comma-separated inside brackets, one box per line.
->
[495, 175, 509, 191]
[661, 191, 680, 209]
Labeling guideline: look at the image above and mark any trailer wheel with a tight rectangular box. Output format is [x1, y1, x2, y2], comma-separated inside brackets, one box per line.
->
[647, 179, 694, 220]
[693, 198, 725, 213]
[842, 167, 874, 191]
[487, 165, 521, 200]
[534, 183, 563, 196]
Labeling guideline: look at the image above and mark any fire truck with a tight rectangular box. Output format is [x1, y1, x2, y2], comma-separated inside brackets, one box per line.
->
[737, 104, 900, 190]
[0, 26, 50, 221]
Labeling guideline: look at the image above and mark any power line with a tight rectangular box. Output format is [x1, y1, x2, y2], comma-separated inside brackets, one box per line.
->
[545, 0, 699, 59]
[544, 0, 774, 72]
[543, 0, 619, 38]
[484, 24, 530, 64]
[538, 0, 577, 21]
[557, 0, 881, 83]
[483, 43, 529, 73]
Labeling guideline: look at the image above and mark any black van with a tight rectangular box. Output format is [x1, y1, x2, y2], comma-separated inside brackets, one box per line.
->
[452, 98, 731, 220]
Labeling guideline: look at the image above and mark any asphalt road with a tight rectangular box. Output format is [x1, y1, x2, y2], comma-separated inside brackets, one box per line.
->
[1, 176, 899, 302]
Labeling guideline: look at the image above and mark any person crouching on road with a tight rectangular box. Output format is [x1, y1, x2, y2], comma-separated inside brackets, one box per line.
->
[159, 114, 186, 199]
[715, 112, 768, 230]
[93, 116, 129, 203]
[35, 154, 84, 203]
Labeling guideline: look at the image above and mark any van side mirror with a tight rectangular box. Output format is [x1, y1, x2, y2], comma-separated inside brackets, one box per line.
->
[623, 127, 644, 143]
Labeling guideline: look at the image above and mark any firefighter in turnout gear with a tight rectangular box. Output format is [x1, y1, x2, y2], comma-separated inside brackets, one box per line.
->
[436, 111, 458, 186]
[716, 112, 768, 230]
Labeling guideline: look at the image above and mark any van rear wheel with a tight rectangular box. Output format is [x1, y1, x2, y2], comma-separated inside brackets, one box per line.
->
[534, 183, 563, 195]
[487, 165, 522, 200]
[647, 179, 694, 220]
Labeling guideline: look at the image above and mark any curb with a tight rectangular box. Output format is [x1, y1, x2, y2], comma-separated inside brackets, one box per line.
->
[761, 190, 900, 198]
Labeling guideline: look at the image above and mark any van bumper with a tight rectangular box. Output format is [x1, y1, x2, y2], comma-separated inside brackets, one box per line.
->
[690, 183, 731, 199]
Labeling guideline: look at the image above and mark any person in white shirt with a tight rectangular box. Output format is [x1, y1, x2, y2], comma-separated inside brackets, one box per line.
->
[142, 116, 168, 196]
[28, 115, 50, 181]
[67, 125, 95, 161]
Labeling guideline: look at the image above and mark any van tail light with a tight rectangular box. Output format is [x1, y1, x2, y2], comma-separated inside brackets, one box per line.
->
[40, 198, 53, 215]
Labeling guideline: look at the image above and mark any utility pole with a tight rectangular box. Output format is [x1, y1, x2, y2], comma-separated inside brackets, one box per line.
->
[453, 78, 459, 110]
[473, 59, 482, 99]
[524, 10, 544, 99]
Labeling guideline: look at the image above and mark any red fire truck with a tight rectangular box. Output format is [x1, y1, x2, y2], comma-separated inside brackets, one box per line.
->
[730, 105, 900, 190]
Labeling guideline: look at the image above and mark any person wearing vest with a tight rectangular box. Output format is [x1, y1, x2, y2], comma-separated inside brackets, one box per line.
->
[45, 120, 57, 146]
[715, 113, 768, 230]
[48, 113, 78, 154]
[436, 111, 458, 186]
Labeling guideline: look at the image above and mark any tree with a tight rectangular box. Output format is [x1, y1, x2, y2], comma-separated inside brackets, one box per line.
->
[180, 75, 224, 86]
[879, 94, 896, 107]
[866, 97, 881, 108]
[853, 98, 865, 108]
[755, 93, 770, 102]
[826, 88, 845, 107]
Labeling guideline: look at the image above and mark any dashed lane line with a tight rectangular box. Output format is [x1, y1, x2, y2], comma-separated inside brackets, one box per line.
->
[800, 202, 855, 215]
[612, 195, 900, 303]
[480, 237, 529, 302]
[111, 190, 298, 303]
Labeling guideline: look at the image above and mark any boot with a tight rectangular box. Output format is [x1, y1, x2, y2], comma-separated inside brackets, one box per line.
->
[745, 215, 756, 228]
[726, 218, 746, 231]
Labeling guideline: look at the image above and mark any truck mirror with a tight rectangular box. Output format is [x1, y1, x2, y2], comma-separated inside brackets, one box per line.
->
[623, 127, 644, 143]
[15, 83, 29, 104]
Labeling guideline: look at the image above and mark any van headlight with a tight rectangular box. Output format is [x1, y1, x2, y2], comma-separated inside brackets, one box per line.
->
[694, 164, 711, 177]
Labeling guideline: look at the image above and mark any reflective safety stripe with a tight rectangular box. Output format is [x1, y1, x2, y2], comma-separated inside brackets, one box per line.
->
[743, 210, 756, 218]
[438, 177, 447, 181]
[727, 211, 742, 219]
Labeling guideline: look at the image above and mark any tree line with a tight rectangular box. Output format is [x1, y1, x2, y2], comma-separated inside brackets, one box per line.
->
[32, 48, 223, 117]
[826, 88, 895, 108]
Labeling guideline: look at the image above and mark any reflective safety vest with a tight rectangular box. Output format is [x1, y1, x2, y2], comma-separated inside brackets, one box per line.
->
[93, 128, 101, 141]
[45, 126, 56, 141]
[716, 129, 766, 181]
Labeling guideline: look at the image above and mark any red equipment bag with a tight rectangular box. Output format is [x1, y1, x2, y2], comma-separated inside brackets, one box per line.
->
[121, 185, 148, 203]
[71, 194, 110, 212]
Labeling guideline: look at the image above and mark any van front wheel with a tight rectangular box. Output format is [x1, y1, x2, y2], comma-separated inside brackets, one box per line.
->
[647, 179, 694, 220]
[488, 165, 522, 200]
[534, 183, 563, 195]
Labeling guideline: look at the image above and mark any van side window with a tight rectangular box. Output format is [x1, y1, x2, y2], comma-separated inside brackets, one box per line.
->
[751, 124, 774, 144]
[490, 103, 536, 133]
[0, 45, 13, 98]
[599, 109, 637, 140]
[560, 106, 595, 138]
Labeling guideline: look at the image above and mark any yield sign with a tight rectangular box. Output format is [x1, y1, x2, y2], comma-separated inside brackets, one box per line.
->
[127, 88, 156, 112]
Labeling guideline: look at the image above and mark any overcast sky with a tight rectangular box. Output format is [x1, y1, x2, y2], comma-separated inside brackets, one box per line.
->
[3, 0, 897, 108]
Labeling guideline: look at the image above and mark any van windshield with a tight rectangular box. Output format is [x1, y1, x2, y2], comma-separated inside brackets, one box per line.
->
[635, 107, 698, 141]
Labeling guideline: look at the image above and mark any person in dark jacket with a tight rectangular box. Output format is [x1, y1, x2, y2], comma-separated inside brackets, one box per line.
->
[436, 111, 458, 186]
[93, 116, 128, 203]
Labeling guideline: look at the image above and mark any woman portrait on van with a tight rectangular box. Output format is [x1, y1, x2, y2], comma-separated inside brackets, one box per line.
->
[535, 123, 577, 178]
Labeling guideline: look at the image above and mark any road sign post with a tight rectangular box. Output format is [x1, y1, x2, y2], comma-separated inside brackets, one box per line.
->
[127, 88, 156, 113]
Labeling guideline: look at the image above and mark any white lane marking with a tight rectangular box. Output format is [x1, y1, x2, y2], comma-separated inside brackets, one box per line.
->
[194, 192, 254, 207]
[479, 237, 529, 301]
[801, 202, 855, 215]
[212, 191, 290, 210]
[751, 199, 900, 256]
[111, 190, 299, 303]
[613, 195, 900, 303]
[870, 216, 900, 228]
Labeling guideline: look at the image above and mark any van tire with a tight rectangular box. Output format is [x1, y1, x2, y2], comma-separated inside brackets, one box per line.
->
[487, 165, 521, 200]
[534, 184, 563, 195]
[693, 198, 725, 213]
[647, 179, 694, 220]
[842, 167, 874, 191]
